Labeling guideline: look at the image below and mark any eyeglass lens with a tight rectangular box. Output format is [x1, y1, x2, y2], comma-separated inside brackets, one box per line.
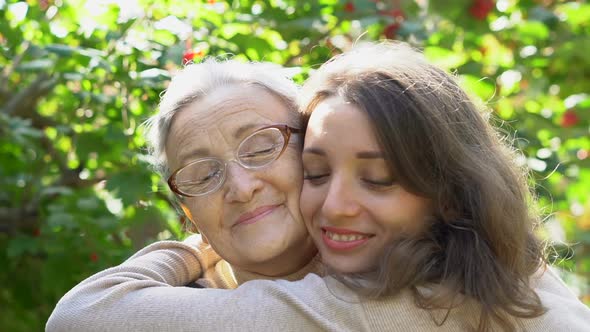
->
[174, 127, 286, 195]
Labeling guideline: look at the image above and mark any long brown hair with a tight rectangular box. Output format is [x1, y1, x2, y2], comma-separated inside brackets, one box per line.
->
[300, 42, 546, 331]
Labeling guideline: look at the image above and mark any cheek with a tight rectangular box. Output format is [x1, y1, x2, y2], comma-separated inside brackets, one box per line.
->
[399, 193, 432, 219]
[272, 151, 303, 195]
[300, 184, 324, 227]
[378, 194, 432, 234]
[183, 196, 221, 231]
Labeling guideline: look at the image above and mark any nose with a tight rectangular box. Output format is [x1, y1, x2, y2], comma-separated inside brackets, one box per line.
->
[321, 174, 362, 220]
[223, 161, 264, 203]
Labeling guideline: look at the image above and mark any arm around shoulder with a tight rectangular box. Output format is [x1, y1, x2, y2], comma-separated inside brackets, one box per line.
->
[46, 235, 220, 331]
[46, 269, 367, 332]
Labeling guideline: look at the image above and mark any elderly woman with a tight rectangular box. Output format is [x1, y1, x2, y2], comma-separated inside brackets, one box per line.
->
[140, 59, 320, 287]
[47, 45, 590, 332]
[48, 58, 321, 325]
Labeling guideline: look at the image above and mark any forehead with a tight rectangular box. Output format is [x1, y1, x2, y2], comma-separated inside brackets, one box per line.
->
[173, 84, 292, 131]
[166, 84, 293, 165]
[305, 96, 379, 150]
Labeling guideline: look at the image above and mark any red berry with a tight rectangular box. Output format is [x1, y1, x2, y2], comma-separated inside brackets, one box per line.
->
[482, 0, 495, 11]
[40, 0, 50, 11]
[384, 23, 400, 39]
[344, 2, 355, 13]
[561, 109, 580, 128]
[33, 228, 41, 237]
[207, 0, 216, 4]
[90, 252, 99, 262]
[469, 0, 495, 20]
[469, 7, 486, 20]
[182, 51, 196, 65]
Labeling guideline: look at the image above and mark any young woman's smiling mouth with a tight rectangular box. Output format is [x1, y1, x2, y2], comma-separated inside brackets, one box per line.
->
[321, 226, 374, 251]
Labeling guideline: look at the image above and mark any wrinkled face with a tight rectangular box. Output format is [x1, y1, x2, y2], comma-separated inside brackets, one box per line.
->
[301, 96, 432, 273]
[166, 84, 315, 275]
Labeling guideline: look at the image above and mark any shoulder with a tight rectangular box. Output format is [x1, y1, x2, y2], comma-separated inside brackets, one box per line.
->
[528, 266, 590, 331]
[193, 275, 372, 331]
[236, 273, 339, 300]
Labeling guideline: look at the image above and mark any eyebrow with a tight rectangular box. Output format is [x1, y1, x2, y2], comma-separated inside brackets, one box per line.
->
[177, 122, 267, 164]
[234, 122, 261, 139]
[303, 148, 385, 159]
[178, 147, 210, 165]
[302, 147, 325, 156]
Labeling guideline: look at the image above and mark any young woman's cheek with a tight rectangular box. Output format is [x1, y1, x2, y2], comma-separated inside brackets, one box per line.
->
[300, 183, 324, 229]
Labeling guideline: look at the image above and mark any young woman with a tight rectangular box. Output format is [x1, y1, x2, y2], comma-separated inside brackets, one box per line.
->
[297, 41, 578, 330]
[47, 43, 590, 331]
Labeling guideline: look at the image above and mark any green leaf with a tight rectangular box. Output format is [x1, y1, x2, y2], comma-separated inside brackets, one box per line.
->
[16, 59, 54, 72]
[106, 170, 153, 206]
[459, 75, 496, 102]
[516, 21, 549, 43]
[424, 46, 468, 70]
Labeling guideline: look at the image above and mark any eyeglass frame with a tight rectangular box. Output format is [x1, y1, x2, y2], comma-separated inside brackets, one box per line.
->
[167, 124, 302, 197]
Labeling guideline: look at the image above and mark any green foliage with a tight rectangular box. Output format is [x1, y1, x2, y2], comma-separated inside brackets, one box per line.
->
[0, 0, 588, 330]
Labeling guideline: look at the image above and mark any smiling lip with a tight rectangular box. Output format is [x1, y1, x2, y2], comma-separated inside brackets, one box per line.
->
[320, 227, 373, 251]
[235, 205, 280, 226]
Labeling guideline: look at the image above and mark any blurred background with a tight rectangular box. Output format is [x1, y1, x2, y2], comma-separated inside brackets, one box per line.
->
[0, 0, 589, 330]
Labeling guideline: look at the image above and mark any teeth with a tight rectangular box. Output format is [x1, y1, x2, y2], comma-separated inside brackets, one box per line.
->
[325, 231, 367, 242]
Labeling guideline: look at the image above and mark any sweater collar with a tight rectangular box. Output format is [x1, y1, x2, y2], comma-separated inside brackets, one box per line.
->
[224, 254, 324, 286]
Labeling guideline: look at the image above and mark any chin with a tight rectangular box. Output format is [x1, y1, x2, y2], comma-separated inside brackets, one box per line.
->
[324, 260, 359, 274]
[247, 235, 290, 258]
[323, 255, 374, 274]
[232, 247, 282, 267]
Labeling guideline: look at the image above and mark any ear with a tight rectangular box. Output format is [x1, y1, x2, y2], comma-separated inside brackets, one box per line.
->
[179, 203, 210, 244]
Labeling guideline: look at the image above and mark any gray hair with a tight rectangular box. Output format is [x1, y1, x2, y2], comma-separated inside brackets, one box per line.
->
[144, 58, 300, 177]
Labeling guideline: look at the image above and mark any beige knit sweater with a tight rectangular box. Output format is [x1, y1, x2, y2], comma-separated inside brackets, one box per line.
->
[46, 235, 590, 331]
[183, 234, 324, 289]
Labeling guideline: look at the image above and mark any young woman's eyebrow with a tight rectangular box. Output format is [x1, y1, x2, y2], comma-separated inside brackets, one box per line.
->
[302, 147, 326, 156]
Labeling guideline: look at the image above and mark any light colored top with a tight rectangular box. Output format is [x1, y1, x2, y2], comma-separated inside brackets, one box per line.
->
[185, 235, 324, 289]
[46, 236, 590, 332]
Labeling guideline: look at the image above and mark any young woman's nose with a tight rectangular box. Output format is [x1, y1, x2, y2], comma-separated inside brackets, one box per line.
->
[320, 175, 361, 220]
[223, 162, 264, 203]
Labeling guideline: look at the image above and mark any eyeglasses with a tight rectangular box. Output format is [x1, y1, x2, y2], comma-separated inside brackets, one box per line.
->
[168, 124, 301, 197]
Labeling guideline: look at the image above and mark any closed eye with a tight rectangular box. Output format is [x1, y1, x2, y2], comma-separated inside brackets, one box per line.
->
[178, 170, 222, 186]
[363, 178, 395, 191]
[303, 173, 329, 185]
[239, 144, 281, 158]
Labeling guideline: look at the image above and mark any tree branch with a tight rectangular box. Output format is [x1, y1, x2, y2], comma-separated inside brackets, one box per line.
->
[2, 73, 59, 119]
[0, 41, 30, 93]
